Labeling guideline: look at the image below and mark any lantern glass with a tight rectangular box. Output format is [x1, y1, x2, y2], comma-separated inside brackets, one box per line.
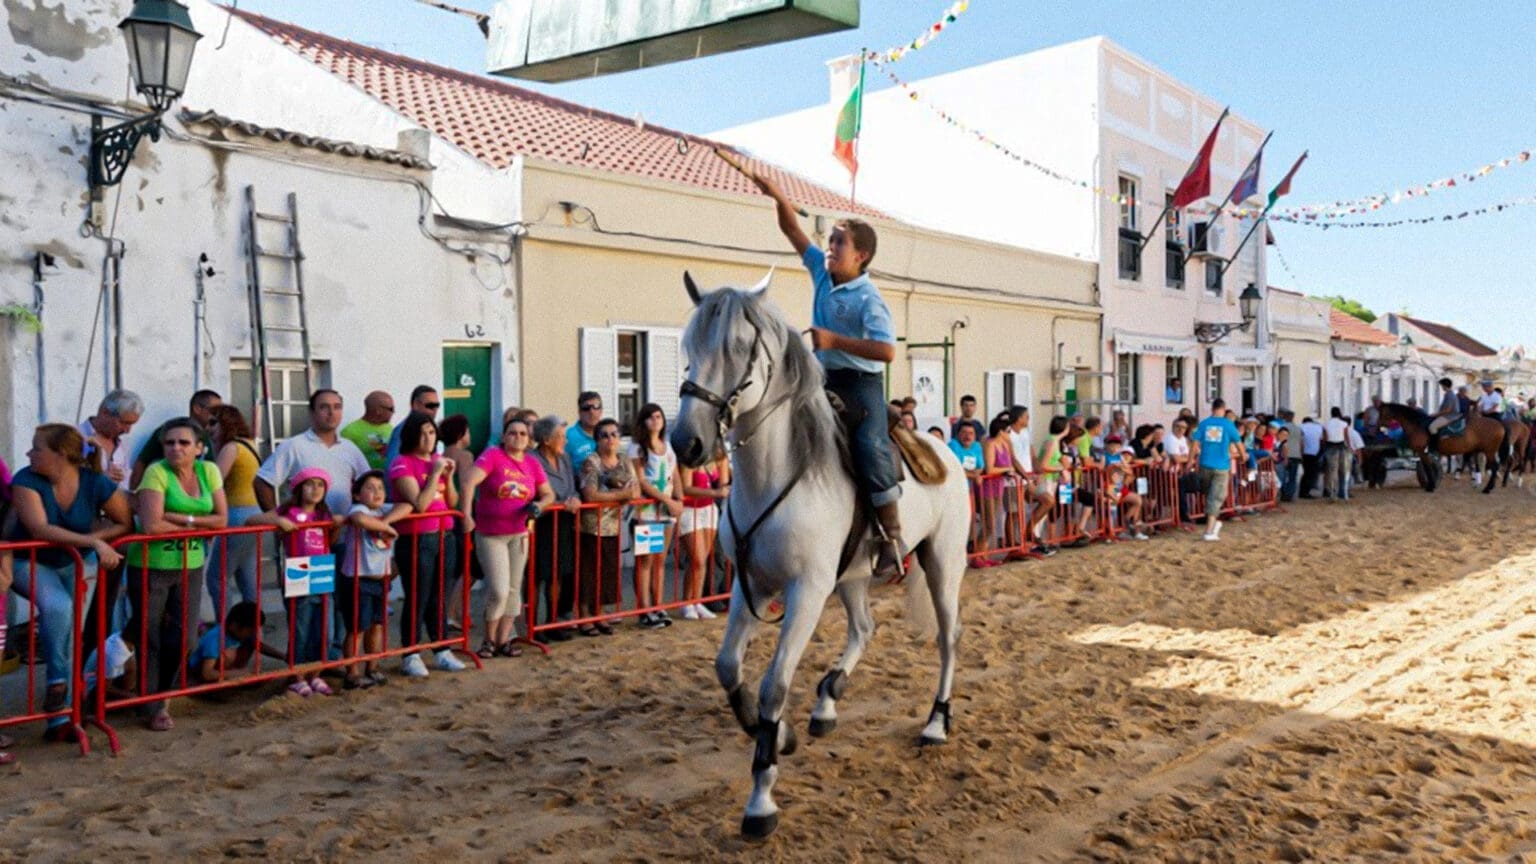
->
[119, 1, 201, 112]
[1239, 284, 1261, 322]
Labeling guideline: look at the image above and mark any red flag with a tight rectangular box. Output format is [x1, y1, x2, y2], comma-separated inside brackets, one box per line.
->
[1172, 108, 1230, 209]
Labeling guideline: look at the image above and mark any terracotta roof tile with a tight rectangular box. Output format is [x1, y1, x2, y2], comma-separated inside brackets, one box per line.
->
[1329, 309, 1398, 346]
[1400, 316, 1497, 358]
[230, 8, 883, 218]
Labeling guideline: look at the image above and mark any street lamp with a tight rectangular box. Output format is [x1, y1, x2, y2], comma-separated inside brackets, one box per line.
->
[1194, 283, 1264, 344]
[89, 0, 202, 188]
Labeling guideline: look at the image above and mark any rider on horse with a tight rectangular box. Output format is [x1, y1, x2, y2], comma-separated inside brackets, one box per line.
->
[747, 170, 906, 580]
[1428, 377, 1460, 447]
[1477, 380, 1506, 420]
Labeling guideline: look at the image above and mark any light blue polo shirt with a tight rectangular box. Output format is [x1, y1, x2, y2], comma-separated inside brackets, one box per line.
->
[1195, 416, 1242, 472]
[802, 245, 894, 374]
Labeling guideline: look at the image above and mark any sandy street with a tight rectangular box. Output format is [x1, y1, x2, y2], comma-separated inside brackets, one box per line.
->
[10, 474, 1536, 862]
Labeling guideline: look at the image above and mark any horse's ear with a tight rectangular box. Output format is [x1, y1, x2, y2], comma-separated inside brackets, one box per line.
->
[684, 271, 703, 306]
[748, 267, 775, 297]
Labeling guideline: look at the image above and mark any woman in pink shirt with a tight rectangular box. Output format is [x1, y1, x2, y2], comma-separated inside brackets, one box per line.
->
[387, 412, 463, 678]
[462, 417, 554, 658]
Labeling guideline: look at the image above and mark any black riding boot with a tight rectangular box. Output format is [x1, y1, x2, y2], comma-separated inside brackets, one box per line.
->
[873, 501, 906, 581]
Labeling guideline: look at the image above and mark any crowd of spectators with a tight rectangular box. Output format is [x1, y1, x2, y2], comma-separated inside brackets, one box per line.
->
[1, 379, 1522, 759]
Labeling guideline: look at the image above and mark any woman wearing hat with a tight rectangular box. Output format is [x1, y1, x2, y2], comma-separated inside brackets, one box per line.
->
[131, 417, 228, 730]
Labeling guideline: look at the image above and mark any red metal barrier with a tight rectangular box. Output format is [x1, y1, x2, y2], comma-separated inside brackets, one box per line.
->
[965, 472, 1034, 566]
[523, 499, 735, 641]
[91, 512, 476, 754]
[1133, 462, 1182, 533]
[0, 541, 89, 756]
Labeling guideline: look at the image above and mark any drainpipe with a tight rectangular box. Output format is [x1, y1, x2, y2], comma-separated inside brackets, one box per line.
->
[32, 252, 54, 420]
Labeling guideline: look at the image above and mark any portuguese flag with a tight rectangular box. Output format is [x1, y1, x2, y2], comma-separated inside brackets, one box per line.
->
[832, 57, 864, 179]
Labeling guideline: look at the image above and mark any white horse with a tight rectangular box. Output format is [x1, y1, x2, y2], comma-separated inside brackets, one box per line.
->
[669, 272, 970, 839]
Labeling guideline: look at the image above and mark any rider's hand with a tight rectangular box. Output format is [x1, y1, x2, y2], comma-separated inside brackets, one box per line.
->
[807, 327, 837, 351]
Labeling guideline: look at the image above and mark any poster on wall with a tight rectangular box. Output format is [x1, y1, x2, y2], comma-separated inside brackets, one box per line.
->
[910, 357, 946, 434]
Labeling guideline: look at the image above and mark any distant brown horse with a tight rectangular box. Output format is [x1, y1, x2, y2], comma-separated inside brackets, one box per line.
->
[1500, 417, 1530, 487]
[1379, 403, 1505, 494]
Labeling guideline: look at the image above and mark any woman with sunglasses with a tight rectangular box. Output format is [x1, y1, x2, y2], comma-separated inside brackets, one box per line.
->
[577, 418, 637, 637]
[131, 417, 229, 731]
[462, 416, 554, 657]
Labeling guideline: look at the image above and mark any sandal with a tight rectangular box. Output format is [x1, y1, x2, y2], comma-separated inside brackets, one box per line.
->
[477, 639, 498, 659]
[343, 675, 370, 690]
[287, 680, 313, 698]
[578, 624, 602, 638]
[496, 641, 523, 658]
[594, 621, 616, 636]
[147, 713, 174, 732]
[42, 724, 80, 743]
[308, 678, 334, 696]
[43, 683, 68, 714]
[366, 669, 389, 687]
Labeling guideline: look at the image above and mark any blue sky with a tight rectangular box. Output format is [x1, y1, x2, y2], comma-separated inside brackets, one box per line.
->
[232, 0, 1535, 348]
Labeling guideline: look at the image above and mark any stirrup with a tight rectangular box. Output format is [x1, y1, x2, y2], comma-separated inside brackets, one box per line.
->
[873, 536, 906, 581]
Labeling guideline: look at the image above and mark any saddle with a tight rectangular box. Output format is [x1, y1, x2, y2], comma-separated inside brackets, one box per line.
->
[824, 392, 949, 577]
[1443, 416, 1467, 438]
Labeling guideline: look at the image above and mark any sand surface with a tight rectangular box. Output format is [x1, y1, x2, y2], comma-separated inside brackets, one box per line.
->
[11, 474, 1536, 862]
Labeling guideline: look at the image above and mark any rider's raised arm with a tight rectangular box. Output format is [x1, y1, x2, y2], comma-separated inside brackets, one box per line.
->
[749, 170, 811, 256]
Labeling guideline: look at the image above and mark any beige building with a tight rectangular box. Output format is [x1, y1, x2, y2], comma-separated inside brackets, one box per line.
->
[229, 9, 1099, 436]
[1266, 288, 1332, 417]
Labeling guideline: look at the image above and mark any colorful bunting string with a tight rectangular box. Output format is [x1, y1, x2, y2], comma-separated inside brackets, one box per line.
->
[1254, 148, 1533, 220]
[863, 1, 971, 65]
[875, 52, 1534, 229]
[1271, 195, 1536, 229]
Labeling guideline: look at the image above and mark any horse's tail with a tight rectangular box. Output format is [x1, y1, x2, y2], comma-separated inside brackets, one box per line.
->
[904, 562, 938, 641]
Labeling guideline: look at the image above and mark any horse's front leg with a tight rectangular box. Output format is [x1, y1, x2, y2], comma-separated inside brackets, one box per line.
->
[809, 577, 875, 738]
[743, 575, 833, 840]
[716, 578, 761, 738]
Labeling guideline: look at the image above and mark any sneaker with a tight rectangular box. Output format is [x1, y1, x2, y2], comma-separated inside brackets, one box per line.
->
[367, 670, 390, 687]
[694, 603, 717, 620]
[1203, 532, 1220, 542]
[1246, 469, 1257, 482]
[434, 650, 467, 672]
[309, 678, 334, 696]
[401, 654, 430, 678]
[681, 605, 701, 621]
[1034, 544, 1058, 557]
[703, 600, 729, 614]
[639, 613, 665, 630]
[287, 680, 314, 697]
[1133, 531, 1150, 541]
[655, 609, 674, 627]
[1213, 520, 1223, 538]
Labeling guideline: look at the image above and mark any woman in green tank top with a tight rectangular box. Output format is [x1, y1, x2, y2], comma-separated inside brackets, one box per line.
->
[128, 417, 228, 731]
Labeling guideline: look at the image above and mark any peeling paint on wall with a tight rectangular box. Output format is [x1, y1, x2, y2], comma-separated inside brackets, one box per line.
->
[5, 0, 115, 62]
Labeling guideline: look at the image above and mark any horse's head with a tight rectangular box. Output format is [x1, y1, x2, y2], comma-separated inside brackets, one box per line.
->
[671, 269, 782, 468]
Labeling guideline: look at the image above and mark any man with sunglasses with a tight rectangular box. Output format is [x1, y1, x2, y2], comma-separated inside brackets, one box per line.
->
[566, 391, 604, 471]
[384, 385, 441, 466]
[341, 390, 397, 471]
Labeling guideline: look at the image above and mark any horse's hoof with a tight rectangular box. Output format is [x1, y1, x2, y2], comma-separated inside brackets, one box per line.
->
[741, 812, 779, 840]
[808, 716, 837, 738]
[779, 723, 799, 756]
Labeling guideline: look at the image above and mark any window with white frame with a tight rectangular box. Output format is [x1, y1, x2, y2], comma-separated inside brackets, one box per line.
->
[1310, 366, 1324, 417]
[985, 369, 1034, 421]
[1208, 365, 1222, 405]
[1277, 364, 1292, 411]
[1164, 357, 1186, 404]
[230, 359, 332, 454]
[1117, 175, 1141, 281]
[1116, 353, 1141, 405]
[581, 325, 684, 428]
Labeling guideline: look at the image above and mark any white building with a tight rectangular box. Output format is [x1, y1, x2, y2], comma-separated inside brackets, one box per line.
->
[714, 36, 1275, 423]
[1267, 288, 1332, 418]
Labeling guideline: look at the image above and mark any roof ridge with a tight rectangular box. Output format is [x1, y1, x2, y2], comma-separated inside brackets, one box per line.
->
[225, 6, 747, 156]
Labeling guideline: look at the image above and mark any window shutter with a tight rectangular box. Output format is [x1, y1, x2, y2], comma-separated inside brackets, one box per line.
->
[580, 327, 618, 412]
[646, 328, 684, 422]
[1014, 370, 1034, 415]
[985, 371, 1004, 420]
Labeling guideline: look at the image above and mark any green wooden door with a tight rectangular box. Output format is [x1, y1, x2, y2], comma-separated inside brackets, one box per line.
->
[442, 345, 494, 453]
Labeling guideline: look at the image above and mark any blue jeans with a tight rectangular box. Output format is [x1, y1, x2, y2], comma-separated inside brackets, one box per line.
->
[207, 505, 263, 617]
[1280, 457, 1302, 501]
[825, 369, 902, 506]
[289, 594, 328, 665]
[12, 557, 98, 695]
[394, 531, 458, 649]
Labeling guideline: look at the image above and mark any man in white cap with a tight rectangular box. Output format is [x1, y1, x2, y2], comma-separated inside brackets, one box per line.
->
[1477, 380, 1505, 419]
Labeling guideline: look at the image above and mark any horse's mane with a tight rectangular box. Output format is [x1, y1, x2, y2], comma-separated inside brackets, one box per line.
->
[683, 287, 843, 471]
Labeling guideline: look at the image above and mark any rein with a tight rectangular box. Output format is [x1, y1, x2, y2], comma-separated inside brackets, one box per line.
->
[678, 316, 803, 623]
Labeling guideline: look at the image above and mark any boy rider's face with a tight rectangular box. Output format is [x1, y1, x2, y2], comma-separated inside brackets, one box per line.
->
[825, 227, 868, 282]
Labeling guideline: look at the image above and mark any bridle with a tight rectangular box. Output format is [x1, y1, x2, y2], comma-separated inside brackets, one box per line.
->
[676, 315, 802, 624]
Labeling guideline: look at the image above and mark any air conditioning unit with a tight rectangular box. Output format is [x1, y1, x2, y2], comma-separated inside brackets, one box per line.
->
[1188, 221, 1223, 258]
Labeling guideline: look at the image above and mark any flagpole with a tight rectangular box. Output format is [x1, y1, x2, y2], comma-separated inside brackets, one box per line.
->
[1136, 106, 1230, 255]
[851, 54, 865, 205]
[1183, 130, 1272, 266]
[1217, 209, 1272, 279]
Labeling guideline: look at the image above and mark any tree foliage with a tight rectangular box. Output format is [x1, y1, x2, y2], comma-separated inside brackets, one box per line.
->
[1324, 295, 1376, 323]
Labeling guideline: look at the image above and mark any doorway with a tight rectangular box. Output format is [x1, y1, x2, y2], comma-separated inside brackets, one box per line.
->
[442, 343, 495, 452]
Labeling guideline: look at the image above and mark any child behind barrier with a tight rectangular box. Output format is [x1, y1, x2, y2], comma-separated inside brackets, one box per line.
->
[340, 471, 408, 689]
[189, 601, 265, 683]
[248, 467, 342, 697]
